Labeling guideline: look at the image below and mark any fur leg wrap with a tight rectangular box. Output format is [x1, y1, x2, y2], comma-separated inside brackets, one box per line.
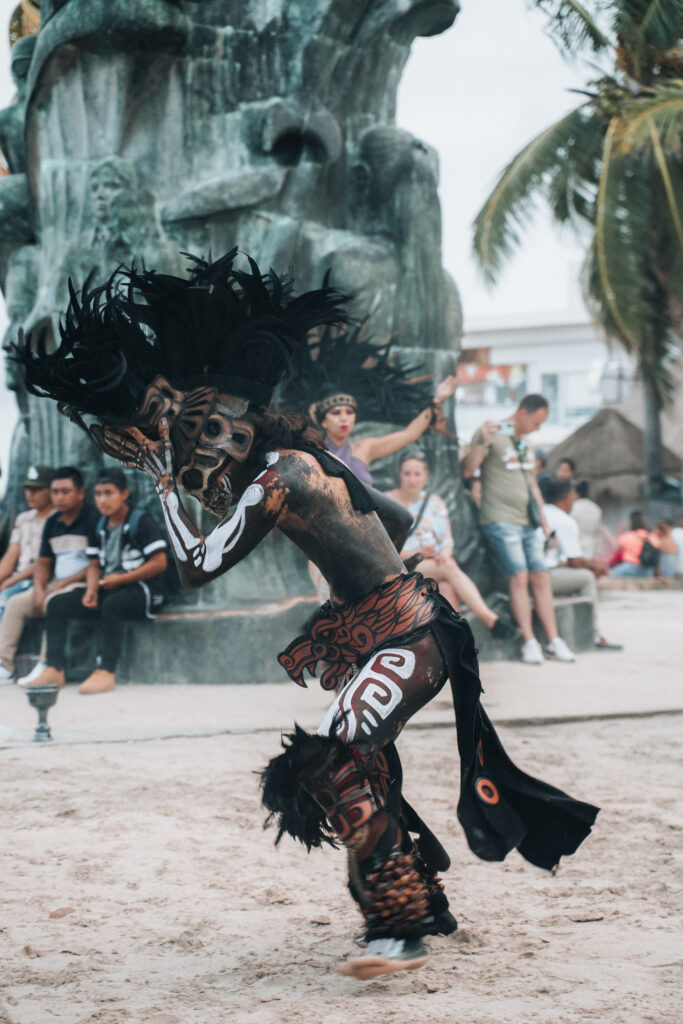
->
[260, 725, 377, 850]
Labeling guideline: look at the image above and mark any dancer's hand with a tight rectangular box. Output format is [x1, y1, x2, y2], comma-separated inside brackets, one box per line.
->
[434, 375, 457, 404]
[99, 419, 175, 496]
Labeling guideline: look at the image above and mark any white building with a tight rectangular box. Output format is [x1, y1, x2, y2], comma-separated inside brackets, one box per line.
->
[455, 317, 637, 449]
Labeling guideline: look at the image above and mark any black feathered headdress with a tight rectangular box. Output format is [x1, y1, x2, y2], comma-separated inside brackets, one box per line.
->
[14, 248, 350, 421]
[277, 321, 434, 427]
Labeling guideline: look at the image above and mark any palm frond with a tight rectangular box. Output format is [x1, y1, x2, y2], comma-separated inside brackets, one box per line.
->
[594, 119, 649, 346]
[590, 115, 680, 405]
[473, 104, 605, 282]
[648, 116, 683, 250]
[583, 239, 676, 402]
[617, 82, 683, 154]
[529, 0, 611, 55]
[614, 0, 683, 53]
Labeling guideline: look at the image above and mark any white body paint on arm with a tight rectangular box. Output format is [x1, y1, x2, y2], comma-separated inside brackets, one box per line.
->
[160, 491, 202, 563]
[201, 482, 265, 572]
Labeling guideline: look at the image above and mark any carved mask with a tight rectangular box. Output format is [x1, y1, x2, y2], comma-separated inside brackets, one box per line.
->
[134, 375, 255, 517]
[177, 399, 255, 517]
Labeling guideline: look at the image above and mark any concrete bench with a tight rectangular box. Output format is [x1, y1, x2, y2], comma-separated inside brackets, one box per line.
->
[16, 594, 594, 684]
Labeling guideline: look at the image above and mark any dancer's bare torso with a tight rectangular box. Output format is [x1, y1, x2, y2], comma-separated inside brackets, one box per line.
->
[109, 426, 409, 607]
[269, 451, 408, 604]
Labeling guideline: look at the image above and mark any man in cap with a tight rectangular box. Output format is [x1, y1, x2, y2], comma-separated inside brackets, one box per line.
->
[0, 466, 96, 684]
[0, 465, 55, 681]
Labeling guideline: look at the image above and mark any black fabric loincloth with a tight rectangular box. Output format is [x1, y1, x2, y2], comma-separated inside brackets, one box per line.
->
[277, 575, 599, 871]
[430, 598, 599, 870]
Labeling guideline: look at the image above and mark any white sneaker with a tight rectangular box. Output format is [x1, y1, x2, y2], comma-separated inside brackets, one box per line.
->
[0, 664, 14, 684]
[17, 661, 47, 686]
[545, 637, 576, 662]
[521, 638, 544, 664]
[339, 937, 429, 980]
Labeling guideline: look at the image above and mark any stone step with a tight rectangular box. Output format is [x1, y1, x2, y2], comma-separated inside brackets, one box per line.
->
[467, 596, 594, 662]
[17, 596, 594, 684]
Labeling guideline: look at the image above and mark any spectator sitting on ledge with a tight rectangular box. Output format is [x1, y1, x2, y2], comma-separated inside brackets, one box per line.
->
[0, 465, 54, 616]
[1, 466, 97, 686]
[541, 478, 621, 651]
[612, 511, 675, 579]
[27, 468, 168, 695]
[0, 466, 55, 683]
[387, 452, 518, 640]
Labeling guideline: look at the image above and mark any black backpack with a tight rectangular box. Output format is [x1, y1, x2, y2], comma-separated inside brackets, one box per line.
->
[96, 508, 181, 597]
[639, 537, 660, 568]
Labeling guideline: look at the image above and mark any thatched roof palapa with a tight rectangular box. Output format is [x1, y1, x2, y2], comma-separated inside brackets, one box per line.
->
[546, 408, 682, 502]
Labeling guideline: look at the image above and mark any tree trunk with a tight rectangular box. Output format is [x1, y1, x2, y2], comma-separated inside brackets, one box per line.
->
[641, 369, 664, 495]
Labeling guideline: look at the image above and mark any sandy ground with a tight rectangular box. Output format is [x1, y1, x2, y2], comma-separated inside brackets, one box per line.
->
[1, 592, 682, 1023]
[2, 719, 682, 1023]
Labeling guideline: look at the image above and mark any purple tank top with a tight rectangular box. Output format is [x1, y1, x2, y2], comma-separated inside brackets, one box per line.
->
[326, 439, 374, 486]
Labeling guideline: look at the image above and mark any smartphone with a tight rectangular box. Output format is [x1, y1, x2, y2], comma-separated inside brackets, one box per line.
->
[498, 421, 515, 437]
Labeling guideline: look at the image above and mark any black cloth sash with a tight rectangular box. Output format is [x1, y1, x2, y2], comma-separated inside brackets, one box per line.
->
[296, 442, 378, 514]
[430, 597, 599, 871]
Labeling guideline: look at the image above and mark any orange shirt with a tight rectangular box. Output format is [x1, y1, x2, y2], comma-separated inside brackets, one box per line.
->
[617, 529, 660, 565]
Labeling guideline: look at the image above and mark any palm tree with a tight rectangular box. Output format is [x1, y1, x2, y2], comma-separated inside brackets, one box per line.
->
[473, 0, 683, 493]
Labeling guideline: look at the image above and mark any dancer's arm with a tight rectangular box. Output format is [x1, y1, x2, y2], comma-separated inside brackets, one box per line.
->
[353, 375, 457, 465]
[367, 488, 413, 552]
[102, 422, 283, 589]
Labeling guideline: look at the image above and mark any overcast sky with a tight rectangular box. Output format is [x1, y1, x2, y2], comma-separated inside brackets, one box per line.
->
[0, 0, 592, 485]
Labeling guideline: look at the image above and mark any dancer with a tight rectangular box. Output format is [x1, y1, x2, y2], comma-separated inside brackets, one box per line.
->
[310, 379, 456, 486]
[387, 451, 518, 639]
[17, 251, 598, 980]
[281, 322, 456, 601]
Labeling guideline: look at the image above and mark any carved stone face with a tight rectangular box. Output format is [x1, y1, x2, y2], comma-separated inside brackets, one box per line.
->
[134, 376, 255, 517]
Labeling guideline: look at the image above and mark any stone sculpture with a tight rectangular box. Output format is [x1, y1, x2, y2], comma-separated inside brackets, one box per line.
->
[0, 1, 477, 675]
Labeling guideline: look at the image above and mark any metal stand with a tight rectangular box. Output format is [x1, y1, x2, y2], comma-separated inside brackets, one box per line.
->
[26, 685, 60, 742]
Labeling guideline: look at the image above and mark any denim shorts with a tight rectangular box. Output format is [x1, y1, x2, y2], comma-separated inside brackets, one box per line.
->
[481, 522, 547, 578]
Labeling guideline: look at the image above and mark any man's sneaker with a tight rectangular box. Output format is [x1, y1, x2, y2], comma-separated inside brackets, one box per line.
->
[17, 661, 47, 687]
[490, 617, 520, 641]
[338, 937, 429, 980]
[545, 636, 576, 662]
[0, 664, 14, 685]
[521, 638, 544, 664]
[26, 666, 65, 688]
[78, 670, 116, 695]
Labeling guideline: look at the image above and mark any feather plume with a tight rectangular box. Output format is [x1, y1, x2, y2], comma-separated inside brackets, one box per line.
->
[13, 249, 350, 420]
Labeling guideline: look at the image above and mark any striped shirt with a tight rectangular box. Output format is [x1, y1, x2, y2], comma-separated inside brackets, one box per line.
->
[39, 503, 100, 580]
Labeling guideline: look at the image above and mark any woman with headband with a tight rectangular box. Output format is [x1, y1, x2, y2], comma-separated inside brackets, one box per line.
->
[310, 376, 457, 486]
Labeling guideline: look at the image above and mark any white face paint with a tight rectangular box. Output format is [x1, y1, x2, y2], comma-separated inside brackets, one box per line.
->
[265, 451, 280, 467]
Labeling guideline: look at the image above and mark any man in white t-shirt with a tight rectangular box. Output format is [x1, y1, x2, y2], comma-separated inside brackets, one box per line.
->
[671, 519, 683, 576]
[540, 479, 620, 650]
